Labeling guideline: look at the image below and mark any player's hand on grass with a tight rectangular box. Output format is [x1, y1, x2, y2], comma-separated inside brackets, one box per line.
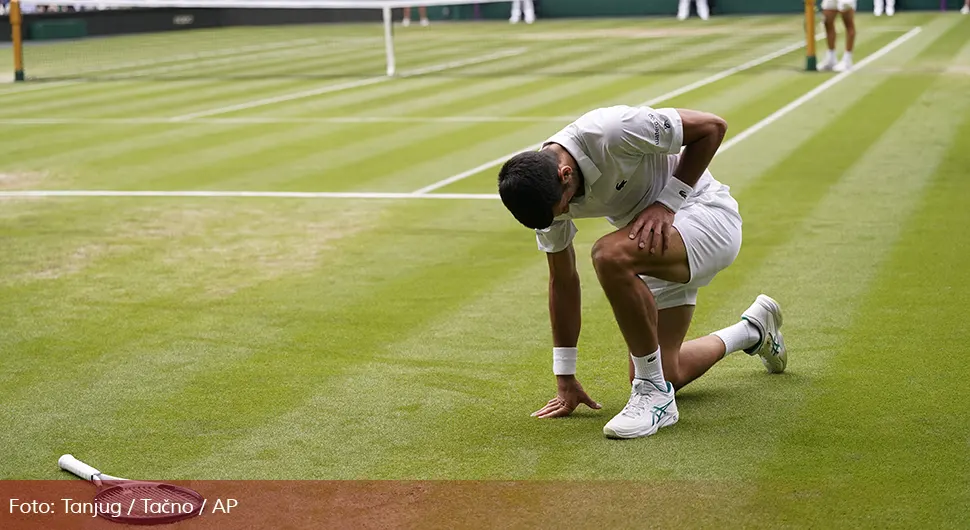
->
[531, 375, 601, 418]
[629, 202, 675, 255]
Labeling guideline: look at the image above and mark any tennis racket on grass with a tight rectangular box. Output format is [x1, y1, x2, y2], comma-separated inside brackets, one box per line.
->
[58, 454, 204, 525]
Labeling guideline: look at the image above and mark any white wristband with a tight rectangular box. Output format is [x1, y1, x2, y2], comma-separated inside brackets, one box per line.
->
[553, 347, 578, 375]
[656, 177, 693, 213]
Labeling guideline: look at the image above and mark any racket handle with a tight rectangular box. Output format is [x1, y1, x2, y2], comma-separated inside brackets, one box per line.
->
[58, 454, 101, 482]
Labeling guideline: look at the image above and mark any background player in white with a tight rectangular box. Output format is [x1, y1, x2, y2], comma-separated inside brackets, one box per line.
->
[874, 0, 895, 17]
[818, 0, 857, 72]
[497, 106, 787, 439]
[509, 0, 536, 24]
[678, 0, 710, 21]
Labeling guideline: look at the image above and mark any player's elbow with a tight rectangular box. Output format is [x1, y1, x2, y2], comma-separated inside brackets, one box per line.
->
[709, 114, 728, 140]
[680, 109, 727, 145]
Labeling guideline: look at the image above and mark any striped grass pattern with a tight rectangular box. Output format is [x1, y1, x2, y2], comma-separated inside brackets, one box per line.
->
[1, 13, 968, 527]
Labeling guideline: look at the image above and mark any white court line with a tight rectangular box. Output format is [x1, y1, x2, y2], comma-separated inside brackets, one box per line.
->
[0, 116, 576, 125]
[718, 27, 922, 153]
[3, 28, 920, 203]
[410, 33, 824, 195]
[170, 48, 527, 121]
[0, 190, 499, 199]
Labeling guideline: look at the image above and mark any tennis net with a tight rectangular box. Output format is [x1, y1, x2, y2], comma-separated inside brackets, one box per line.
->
[8, 0, 812, 81]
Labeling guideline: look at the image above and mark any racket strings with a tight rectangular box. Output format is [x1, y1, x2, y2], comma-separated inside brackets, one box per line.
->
[95, 483, 204, 519]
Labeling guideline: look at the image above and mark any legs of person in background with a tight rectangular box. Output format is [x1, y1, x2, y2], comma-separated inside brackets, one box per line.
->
[523, 0, 536, 24]
[678, 0, 710, 21]
[962, 0, 969, 15]
[402, 6, 429, 27]
[818, 1, 855, 72]
[834, 7, 856, 72]
[874, 0, 896, 16]
[696, 0, 710, 20]
[677, 0, 690, 20]
[510, 0, 535, 24]
[818, 9, 839, 71]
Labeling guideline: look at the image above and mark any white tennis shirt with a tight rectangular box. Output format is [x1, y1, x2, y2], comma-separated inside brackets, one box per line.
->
[536, 105, 716, 253]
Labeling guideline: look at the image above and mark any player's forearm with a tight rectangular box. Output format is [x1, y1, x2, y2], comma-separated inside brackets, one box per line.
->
[549, 272, 582, 347]
[546, 245, 581, 347]
[672, 109, 728, 188]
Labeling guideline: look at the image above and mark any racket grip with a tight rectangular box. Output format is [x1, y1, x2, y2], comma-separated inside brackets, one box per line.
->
[58, 454, 101, 481]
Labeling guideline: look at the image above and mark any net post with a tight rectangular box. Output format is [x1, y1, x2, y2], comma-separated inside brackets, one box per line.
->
[805, 0, 817, 72]
[382, 6, 396, 77]
[11, 0, 25, 81]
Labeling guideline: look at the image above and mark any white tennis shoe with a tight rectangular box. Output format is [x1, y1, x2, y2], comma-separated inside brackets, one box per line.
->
[742, 294, 787, 374]
[817, 55, 837, 71]
[833, 56, 853, 72]
[603, 379, 678, 439]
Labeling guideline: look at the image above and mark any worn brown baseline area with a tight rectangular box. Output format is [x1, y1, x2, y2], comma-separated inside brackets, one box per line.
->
[0, 480, 749, 529]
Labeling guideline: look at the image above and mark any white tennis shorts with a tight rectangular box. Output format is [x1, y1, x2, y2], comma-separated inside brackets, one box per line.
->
[642, 181, 742, 310]
[821, 0, 857, 11]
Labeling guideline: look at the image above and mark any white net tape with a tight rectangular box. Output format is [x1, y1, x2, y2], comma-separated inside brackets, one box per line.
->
[21, 0, 505, 8]
[15, 0, 512, 78]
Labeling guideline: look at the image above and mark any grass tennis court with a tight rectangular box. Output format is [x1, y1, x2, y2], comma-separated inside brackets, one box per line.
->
[1, 12, 969, 527]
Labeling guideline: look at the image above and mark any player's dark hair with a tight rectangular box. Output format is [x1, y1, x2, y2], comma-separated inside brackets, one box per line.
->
[497, 150, 562, 230]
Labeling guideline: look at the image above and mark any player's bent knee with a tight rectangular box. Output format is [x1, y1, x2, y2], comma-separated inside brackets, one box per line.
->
[591, 238, 648, 281]
[592, 234, 678, 282]
[590, 239, 631, 277]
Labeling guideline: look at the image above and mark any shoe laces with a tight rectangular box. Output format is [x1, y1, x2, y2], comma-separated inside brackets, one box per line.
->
[620, 380, 657, 418]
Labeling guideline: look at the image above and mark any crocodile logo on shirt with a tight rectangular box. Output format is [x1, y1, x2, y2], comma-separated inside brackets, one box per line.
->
[616, 180, 628, 191]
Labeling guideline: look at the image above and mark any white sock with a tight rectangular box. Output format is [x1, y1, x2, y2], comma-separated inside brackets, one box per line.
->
[843, 51, 853, 62]
[631, 349, 666, 388]
[826, 49, 836, 62]
[712, 321, 761, 356]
